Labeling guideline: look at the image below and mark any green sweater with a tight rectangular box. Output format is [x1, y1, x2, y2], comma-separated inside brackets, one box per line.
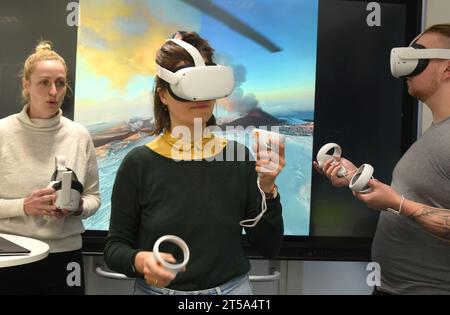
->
[104, 141, 283, 291]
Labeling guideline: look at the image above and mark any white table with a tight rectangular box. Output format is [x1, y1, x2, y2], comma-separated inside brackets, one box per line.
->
[0, 234, 49, 268]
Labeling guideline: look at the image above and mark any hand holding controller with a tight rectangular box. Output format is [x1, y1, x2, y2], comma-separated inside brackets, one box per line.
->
[242, 128, 285, 227]
[316, 143, 348, 177]
[252, 128, 285, 151]
[251, 128, 285, 173]
[153, 235, 190, 275]
[349, 164, 374, 194]
[316, 143, 374, 193]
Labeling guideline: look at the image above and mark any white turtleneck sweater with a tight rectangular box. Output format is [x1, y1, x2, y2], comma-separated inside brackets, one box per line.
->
[0, 105, 101, 253]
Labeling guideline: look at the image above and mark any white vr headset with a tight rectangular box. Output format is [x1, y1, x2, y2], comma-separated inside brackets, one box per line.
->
[156, 38, 235, 102]
[390, 34, 450, 78]
[48, 156, 83, 212]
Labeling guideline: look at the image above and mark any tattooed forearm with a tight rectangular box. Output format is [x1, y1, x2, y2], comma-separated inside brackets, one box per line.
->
[408, 207, 450, 242]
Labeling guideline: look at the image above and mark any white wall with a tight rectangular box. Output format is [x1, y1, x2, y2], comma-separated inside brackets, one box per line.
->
[301, 261, 373, 295]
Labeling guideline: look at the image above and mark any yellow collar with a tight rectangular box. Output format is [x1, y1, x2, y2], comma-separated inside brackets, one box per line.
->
[147, 130, 227, 161]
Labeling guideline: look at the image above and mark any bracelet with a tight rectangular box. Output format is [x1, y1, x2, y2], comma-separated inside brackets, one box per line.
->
[386, 194, 405, 215]
[398, 195, 405, 215]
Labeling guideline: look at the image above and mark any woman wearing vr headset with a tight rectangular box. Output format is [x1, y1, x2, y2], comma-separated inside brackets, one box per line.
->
[0, 42, 101, 294]
[316, 24, 450, 294]
[105, 31, 285, 295]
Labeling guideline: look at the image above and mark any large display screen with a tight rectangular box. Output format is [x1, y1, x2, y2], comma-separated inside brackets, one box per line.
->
[74, 0, 317, 237]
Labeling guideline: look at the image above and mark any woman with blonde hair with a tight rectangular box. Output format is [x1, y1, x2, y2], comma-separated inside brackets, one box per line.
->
[0, 41, 101, 294]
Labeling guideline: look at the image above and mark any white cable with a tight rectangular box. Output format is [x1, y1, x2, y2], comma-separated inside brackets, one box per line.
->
[240, 128, 282, 228]
[153, 235, 190, 273]
[240, 177, 267, 228]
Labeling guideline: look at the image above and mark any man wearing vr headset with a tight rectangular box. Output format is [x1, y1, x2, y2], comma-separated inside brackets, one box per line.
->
[105, 31, 285, 295]
[0, 41, 101, 294]
[318, 24, 450, 294]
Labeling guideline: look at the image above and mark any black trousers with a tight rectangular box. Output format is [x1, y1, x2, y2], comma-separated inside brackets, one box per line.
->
[0, 249, 84, 295]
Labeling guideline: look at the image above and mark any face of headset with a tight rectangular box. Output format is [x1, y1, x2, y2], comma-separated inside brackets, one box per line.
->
[157, 39, 234, 127]
[393, 32, 449, 76]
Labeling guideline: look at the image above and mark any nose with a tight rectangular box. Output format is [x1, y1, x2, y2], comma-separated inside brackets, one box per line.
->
[49, 83, 57, 96]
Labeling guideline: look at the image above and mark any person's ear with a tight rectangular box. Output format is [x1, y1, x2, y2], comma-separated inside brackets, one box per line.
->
[442, 60, 450, 81]
[22, 78, 29, 92]
[157, 87, 169, 105]
[22, 78, 30, 98]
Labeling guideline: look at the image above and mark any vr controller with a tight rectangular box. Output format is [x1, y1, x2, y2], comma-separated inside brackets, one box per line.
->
[250, 128, 285, 175]
[48, 156, 84, 211]
[251, 128, 285, 151]
[316, 143, 347, 177]
[153, 235, 190, 274]
[236, 128, 285, 227]
[348, 164, 374, 193]
[317, 143, 373, 193]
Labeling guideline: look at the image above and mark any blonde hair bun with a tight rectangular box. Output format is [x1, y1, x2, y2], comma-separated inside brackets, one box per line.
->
[35, 41, 53, 53]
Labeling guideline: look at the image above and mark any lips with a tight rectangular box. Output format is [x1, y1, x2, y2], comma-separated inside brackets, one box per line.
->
[190, 104, 210, 109]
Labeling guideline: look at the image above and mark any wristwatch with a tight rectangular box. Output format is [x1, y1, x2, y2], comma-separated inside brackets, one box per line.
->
[264, 185, 278, 199]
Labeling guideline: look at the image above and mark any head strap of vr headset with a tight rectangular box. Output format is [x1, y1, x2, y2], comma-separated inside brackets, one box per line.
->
[51, 155, 80, 182]
[156, 38, 206, 85]
[406, 31, 450, 60]
[52, 155, 68, 180]
[169, 39, 205, 67]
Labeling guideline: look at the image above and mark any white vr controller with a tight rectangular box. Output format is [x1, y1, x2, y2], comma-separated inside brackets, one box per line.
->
[153, 235, 190, 274]
[48, 156, 83, 211]
[251, 128, 285, 151]
[317, 143, 374, 193]
[316, 143, 347, 177]
[348, 164, 374, 194]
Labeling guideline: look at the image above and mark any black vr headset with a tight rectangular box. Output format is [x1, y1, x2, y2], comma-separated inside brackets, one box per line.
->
[390, 33, 450, 78]
[48, 156, 83, 211]
[156, 37, 235, 102]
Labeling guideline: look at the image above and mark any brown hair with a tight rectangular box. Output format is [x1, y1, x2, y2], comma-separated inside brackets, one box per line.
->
[21, 41, 71, 103]
[151, 31, 216, 135]
[423, 23, 450, 48]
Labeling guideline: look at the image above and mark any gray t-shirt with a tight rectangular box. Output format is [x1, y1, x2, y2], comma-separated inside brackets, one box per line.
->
[372, 117, 450, 294]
